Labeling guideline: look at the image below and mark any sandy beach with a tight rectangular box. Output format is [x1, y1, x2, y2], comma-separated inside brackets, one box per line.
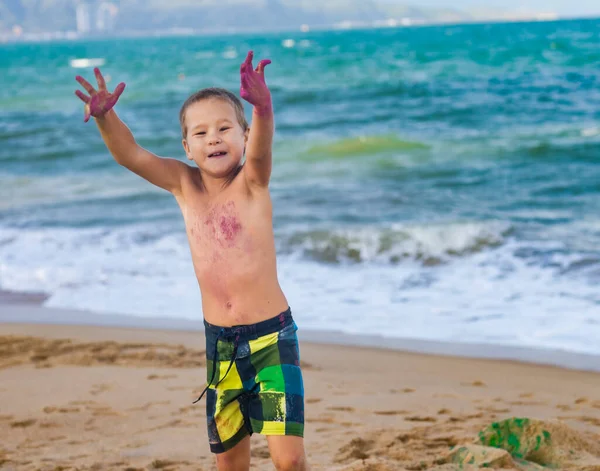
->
[1, 305, 600, 471]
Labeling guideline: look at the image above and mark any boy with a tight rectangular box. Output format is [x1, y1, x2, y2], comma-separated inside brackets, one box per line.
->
[74, 51, 308, 471]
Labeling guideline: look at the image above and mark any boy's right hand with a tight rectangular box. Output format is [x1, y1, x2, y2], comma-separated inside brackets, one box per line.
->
[75, 68, 126, 123]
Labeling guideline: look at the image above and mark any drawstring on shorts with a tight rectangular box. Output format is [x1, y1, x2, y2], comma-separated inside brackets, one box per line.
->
[193, 328, 240, 404]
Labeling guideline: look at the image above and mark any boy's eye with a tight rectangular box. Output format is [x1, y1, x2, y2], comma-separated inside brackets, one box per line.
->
[195, 131, 206, 136]
[220, 127, 230, 132]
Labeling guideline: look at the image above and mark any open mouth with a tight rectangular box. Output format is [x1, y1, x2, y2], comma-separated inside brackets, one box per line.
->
[208, 151, 227, 158]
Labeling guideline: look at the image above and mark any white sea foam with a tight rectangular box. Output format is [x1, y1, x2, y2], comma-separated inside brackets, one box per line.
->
[69, 58, 106, 69]
[1, 221, 599, 355]
[279, 221, 512, 264]
[581, 127, 600, 137]
[222, 48, 238, 59]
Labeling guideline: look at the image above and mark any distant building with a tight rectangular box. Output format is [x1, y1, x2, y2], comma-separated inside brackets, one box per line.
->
[96, 2, 119, 32]
[76, 1, 92, 34]
[75, 0, 119, 35]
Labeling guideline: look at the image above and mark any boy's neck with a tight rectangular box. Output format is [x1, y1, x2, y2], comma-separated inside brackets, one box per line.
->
[199, 164, 243, 196]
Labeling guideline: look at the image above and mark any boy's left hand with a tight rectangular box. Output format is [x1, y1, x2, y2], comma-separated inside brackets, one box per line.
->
[240, 51, 272, 113]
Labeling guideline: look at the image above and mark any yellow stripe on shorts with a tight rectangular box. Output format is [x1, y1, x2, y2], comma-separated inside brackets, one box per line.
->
[214, 399, 245, 442]
[248, 331, 279, 354]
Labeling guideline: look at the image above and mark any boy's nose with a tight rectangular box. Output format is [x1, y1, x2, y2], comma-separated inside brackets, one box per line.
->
[208, 135, 222, 145]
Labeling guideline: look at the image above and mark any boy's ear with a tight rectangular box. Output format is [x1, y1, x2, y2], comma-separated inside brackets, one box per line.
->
[243, 128, 250, 156]
[182, 139, 192, 160]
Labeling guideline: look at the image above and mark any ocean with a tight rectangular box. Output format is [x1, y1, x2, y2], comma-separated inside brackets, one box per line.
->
[1, 19, 600, 356]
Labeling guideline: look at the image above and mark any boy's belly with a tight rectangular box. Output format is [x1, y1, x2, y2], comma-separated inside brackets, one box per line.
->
[191, 251, 288, 327]
[184, 201, 286, 326]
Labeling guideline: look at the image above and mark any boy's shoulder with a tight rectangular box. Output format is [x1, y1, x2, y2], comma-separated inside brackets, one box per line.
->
[177, 162, 200, 190]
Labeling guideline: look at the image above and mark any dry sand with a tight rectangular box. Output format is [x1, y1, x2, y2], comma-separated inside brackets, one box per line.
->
[1, 320, 600, 470]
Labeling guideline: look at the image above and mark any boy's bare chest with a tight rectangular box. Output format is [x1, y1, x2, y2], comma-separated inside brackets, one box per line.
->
[185, 200, 251, 253]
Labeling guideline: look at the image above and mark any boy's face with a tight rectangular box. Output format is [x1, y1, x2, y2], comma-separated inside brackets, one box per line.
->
[182, 98, 248, 178]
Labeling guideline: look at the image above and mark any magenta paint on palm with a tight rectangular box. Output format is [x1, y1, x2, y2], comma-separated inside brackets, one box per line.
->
[75, 67, 126, 122]
[239, 50, 273, 115]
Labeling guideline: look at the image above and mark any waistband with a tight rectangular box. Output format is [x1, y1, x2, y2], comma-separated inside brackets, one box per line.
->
[203, 307, 293, 341]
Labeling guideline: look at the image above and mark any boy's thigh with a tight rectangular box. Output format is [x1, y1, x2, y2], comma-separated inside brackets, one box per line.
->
[214, 435, 251, 471]
[266, 436, 307, 469]
[246, 326, 305, 435]
[207, 388, 251, 454]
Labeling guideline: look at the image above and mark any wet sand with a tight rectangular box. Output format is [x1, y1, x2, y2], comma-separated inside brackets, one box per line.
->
[1, 308, 600, 470]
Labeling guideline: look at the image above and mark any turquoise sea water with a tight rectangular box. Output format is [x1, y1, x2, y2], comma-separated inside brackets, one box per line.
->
[1, 19, 600, 355]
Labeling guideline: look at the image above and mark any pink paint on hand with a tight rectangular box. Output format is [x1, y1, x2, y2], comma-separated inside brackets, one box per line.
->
[239, 51, 272, 115]
[74, 67, 126, 123]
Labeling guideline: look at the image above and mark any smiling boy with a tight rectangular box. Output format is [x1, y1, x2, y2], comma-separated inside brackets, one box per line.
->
[75, 51, 308, 471]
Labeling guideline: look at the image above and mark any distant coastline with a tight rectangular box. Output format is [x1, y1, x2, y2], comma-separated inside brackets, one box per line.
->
[2, 10, 599, 45]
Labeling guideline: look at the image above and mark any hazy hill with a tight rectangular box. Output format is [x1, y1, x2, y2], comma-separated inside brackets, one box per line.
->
[0, 0, 544, 35]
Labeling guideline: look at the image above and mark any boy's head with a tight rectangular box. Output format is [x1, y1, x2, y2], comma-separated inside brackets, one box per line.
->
[180, 88, 249, 178]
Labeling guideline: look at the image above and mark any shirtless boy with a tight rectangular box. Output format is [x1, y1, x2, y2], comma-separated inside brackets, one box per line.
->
[74, 51, 308, 471]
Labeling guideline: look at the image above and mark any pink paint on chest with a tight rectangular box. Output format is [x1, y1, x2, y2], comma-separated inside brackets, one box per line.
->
[203, 201, 243, 248]
[219, 215, 242, 241]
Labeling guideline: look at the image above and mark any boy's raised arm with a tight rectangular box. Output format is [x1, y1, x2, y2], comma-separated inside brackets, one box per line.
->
[75, 68, 188, 196]
[240, 51, 274, 189]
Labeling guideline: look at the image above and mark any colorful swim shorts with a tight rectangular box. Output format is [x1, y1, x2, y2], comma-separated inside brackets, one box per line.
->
[194, 307, 305, 454]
